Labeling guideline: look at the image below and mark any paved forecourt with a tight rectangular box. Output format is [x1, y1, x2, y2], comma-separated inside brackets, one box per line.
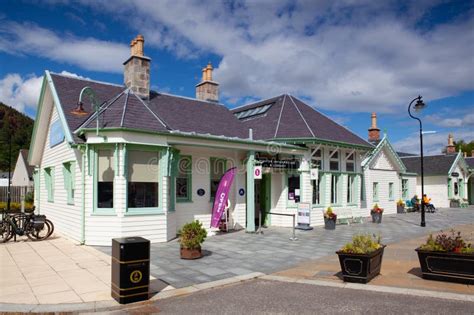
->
[97, 207, 474, 289]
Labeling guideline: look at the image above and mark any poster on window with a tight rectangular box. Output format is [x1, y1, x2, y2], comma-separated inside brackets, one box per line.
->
[254, 165, 262, 179]
[310, 168, 319, 180]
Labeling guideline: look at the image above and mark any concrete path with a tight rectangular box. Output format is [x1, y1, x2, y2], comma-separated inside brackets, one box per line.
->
[0, 236, 112, 304]
[96, 207, 474, 289]
[0, 207, 472, 312]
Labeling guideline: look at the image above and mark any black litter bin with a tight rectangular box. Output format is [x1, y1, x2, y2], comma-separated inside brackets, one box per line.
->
[111, 237, 150, 304]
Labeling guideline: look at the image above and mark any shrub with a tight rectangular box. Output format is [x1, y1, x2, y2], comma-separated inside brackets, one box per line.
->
[0, 201, 34, 212]
[178, 220, 207, 250]
[420, 230, 474, 254]
[340, 234, 382, 254]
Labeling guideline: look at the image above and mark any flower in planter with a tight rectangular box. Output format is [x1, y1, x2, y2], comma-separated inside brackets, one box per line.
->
[420, 230, 473, 254]
[339, 233, 383, 254]
[324, 207, 337, 221]
[371, 203, 384, 214]
[396, 199, 405, 207]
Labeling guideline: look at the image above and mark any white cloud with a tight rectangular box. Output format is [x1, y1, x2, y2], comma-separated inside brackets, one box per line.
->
[0, 22, 128, 73]
[426, 112, 474, 128]
[0, 71, 87, 113]
[0, 73, 43, 112]
[393, 130, 474, 156]
[75, 0, 474, 113]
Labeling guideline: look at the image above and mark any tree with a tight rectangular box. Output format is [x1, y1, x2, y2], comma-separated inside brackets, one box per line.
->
[454, 139, 474, 156]
[0, 103, 34, 172]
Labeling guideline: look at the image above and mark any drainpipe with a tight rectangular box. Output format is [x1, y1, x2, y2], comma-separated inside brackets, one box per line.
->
[80, 144, 87, 244]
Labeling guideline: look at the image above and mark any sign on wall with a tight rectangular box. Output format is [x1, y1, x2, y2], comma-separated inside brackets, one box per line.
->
[310, 168, 319, 180]
[254, 165, 262, 179]
[49, 120, 65, 148]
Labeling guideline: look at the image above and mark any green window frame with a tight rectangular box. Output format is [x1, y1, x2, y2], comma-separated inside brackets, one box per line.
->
[63, 161, 75, 205]
[373, 182, 379, 202]
[329, 150, 340, 171]
[311, 148, 323, 170]
[347, 175, 356, 204]
[448, 178, 453, 198]
[44, 167, 54, 203]
[402, 179, 409, 200]
[388, 182, 394, 201]
[210, 157, 227, 201]
[126, 147, 161, 214]
[176, 155, 192, 202]
[330, 174, 341, 205]
[459, 179, 464, 198]
[94, 147, 116, 214]
[360, 175, 365, 201]
[346, 152, 355, 172]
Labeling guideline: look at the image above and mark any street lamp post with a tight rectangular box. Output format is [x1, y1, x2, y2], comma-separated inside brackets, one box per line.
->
[408, 96, 426, 227]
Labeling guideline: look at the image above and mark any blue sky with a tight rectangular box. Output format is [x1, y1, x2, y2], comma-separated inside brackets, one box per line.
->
[0, 0, 473, 155]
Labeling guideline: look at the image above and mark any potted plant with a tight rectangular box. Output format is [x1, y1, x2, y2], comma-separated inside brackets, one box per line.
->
[336, 234, 386, 283]
[323, 207, 337, 230]
[416, 230, 474, 284]
[396, 199, 405, 214]
[178, 220, 207, 260]
[371, 204, 383, 223]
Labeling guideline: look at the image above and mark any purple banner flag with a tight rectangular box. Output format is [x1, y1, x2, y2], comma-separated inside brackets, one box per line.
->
[210, 167, 237, 228]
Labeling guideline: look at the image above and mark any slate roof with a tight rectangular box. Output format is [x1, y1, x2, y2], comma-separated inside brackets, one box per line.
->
[397, 152, 417, 157]
[231, 94, 371, 147]
[400, 154, 457, 176]
[466, 157, 474, 169]
[50, 73, 248, 140]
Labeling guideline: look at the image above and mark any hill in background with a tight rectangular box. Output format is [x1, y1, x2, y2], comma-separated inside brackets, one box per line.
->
[0, 103, 34, 172]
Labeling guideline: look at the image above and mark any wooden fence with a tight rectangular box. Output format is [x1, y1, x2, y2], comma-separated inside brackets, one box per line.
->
[0, 186, 34, 203]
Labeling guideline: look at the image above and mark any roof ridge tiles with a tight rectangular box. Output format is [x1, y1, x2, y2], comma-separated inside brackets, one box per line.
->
[288, 95, 315, 138]
[157, 91, 226, 107]
[274, 94, 287, 138]
[50, 71, 124, 88]
[129, 90, 171, 130]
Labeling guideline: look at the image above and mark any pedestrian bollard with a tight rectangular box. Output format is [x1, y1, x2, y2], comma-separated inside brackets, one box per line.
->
[111, 237, 150, 304]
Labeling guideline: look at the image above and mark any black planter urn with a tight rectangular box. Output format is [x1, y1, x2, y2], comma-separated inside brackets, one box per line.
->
[371, 212, 382, 223]
[416, 249, 474, 284]
[397, 205, 405, 214]
[336, 246, 386, 283]
[324, 218, 336, 230]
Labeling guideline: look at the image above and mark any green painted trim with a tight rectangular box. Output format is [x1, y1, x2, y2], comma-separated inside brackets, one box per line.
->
[45, 71, 74, 143]
[361, 136, 407, 172]
[77, 127, 305, 151]
[373, 182, 379, 202]
[388, 182, 394, 201]
[401, 178, 409, 200]
[246, 151, 255, 232]
[33, 169, 40, 214]
[93, 145, 116, 215]
[80, 145, 86, 244]
[176, 155, 192, 203]
[329, 173, 342, 205]
[28, 75, 48, 163]
[44, 166, 55, 202]
[62, 161, 75, 205]
[448, 152, 469, 175]
[271, 137, 373, 150]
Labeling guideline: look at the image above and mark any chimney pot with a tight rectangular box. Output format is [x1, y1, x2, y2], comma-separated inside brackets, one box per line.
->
[196, 62, 219, 102]
[124, 35, 150, 99]
[446, 133, 456, 154]
[368, 112, 380, 143]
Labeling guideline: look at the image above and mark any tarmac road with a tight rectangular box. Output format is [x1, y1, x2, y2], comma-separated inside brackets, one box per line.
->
[124, 279, 474, 315]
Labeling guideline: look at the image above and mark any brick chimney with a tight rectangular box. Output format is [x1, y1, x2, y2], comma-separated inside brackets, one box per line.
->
[124, 35, 150, 99]
[446, 133, 456, 155]
[196, 62, 219, 102]
[368, 112, 380, 143]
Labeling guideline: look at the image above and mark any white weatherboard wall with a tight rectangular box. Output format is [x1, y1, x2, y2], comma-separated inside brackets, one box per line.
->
[39, 105, 82, 242]
[416, 175, 448, 208]
[363, 147, 401, 215]
[174, 146, 245, 232]
[12, 154, 32, 187]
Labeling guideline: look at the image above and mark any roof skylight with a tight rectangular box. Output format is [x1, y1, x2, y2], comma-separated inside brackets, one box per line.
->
[234, 103, 273, 120]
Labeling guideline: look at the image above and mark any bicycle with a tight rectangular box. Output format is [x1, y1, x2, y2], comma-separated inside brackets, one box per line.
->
[1, 211, 54, 243]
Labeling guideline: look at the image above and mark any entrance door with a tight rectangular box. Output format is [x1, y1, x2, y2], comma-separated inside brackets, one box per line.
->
[255, 173, 271, 227]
